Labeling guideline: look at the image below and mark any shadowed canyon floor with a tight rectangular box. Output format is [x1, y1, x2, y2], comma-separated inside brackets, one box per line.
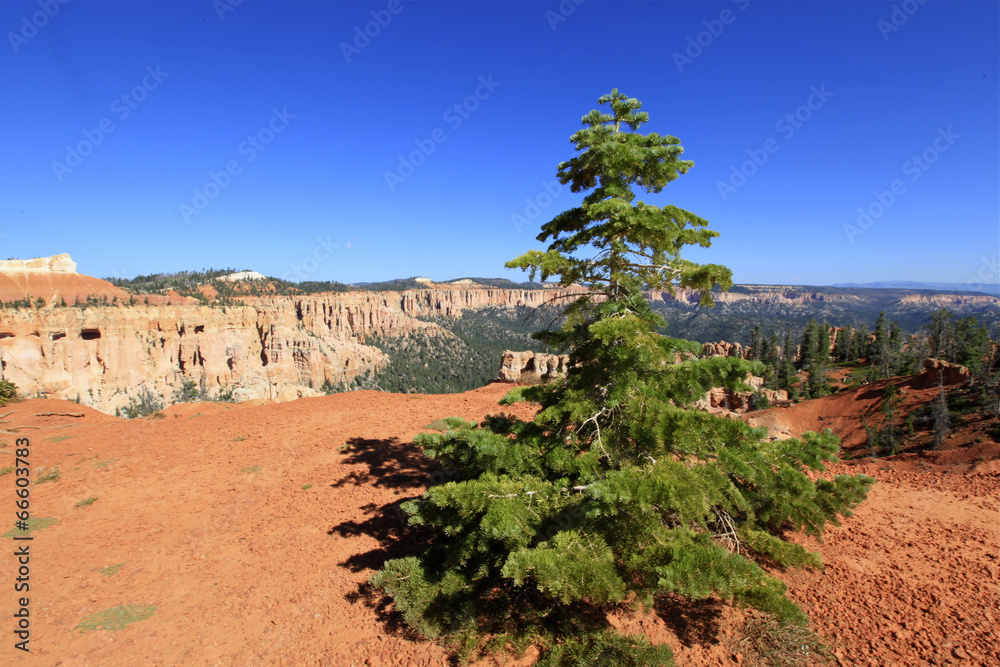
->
[0, 384, 997, 666]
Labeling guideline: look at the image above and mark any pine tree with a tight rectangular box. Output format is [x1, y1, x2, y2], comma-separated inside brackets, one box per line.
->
[371, 90, 873, 665]
[925, 308, 953, 359]
[869, 312, 891, 379]
[800, 319, 830, 398]
[763, 331, 781, 390]
[833, 325, 851, 362]
[953, 315, 989, 374]
[779, 329, 798, 397]
[852, 324, 869, 363]
[749, 325, 763, 363]
[798, 319, 818, 371]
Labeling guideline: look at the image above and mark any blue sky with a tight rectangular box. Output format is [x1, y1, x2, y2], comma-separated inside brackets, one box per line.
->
[2, 0, 997, 288]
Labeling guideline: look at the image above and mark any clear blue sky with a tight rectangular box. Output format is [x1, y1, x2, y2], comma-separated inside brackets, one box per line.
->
[2, 0, 997, 287]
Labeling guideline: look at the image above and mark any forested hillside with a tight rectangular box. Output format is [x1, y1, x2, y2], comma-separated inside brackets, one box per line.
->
[356, 305, 563, 393]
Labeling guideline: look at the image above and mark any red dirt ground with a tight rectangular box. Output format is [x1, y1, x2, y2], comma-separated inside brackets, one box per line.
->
[0, 272, 128, 307]
[0, 383, 996, 666]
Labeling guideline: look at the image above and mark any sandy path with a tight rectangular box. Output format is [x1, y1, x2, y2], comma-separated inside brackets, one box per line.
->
[0, 387, 996, 666]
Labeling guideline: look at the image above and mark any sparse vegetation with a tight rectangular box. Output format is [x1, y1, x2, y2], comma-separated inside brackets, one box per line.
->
[74, 605, 156, 633]
[422, 419, 452, 432]
[0, 380, 17, 406]
[116, 386, 164, 418]
[0, 467, 13, 476]
[736, 610, 831, 667]
[4, 517, 57, 538]
[864, 383, 904, 456]
[240, 465, 261, 474]
[75, 496, 99, 509]
[100, 562, 126, 577]
[35, 466, 60, 484]
[301, 483, 313, 490]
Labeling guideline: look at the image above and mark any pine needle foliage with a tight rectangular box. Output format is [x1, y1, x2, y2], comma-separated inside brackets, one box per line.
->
[371, 90, 874, 665]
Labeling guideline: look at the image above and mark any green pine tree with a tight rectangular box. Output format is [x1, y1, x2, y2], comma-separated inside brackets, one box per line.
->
[371, 90, 873, 665]
[852, 324, 869, 363]
[749, 325, 763, 362]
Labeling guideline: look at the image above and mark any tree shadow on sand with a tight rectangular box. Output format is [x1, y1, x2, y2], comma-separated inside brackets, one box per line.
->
[328, 436, 438, 644]
[654, 594, 725, 648]
[330, 436, 435, 490]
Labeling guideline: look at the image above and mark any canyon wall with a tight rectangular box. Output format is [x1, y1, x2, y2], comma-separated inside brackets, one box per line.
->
[0, 286, 582, 414]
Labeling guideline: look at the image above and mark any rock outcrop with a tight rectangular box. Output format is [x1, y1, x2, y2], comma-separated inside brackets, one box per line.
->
[497, 350, 570, 383]
[694, 375, 788, 414]
[701, 340, 747, 359]
[920, 358, 971, 386]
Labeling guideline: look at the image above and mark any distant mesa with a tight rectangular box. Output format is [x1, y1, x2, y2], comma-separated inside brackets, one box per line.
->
[0, 253, 77, 274]
[0, 253, 128, 305]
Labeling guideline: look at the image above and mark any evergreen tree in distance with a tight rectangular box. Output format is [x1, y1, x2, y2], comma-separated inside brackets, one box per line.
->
[371, 90, 874, 665]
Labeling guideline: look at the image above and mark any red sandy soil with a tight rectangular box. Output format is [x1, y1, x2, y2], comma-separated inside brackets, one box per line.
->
[0, 383, 996, 666]
[0, 273, 128, 306]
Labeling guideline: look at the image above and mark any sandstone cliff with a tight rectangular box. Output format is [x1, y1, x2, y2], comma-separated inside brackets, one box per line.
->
[0, 274, 584, 414]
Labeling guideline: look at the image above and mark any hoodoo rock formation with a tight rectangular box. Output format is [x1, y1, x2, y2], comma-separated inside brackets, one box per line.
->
[497, 350, 571, 383]
[920, 358, 971, 386]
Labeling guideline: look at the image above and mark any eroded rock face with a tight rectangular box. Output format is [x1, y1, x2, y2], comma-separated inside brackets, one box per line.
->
[921, 358, 971, 386]
[693, 376, 788, 413]
[0, 304, 388, 414]
[701, 340, 747, 359]
[497, 350, 570, 383]
[0, 286, 586, 415]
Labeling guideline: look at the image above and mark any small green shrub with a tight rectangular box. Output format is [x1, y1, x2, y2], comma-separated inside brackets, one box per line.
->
[75, 605, 156, 633]
[0, 380, 17, 406]
[302, 483, 313, 490]
[240, 465, 261, 474]
[35, 467, 60, 484]
[4, 517, 57, 538]
[422, 418, 453, 432]
[100, 562, 125, 577]
[75, 497, 99, 509]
